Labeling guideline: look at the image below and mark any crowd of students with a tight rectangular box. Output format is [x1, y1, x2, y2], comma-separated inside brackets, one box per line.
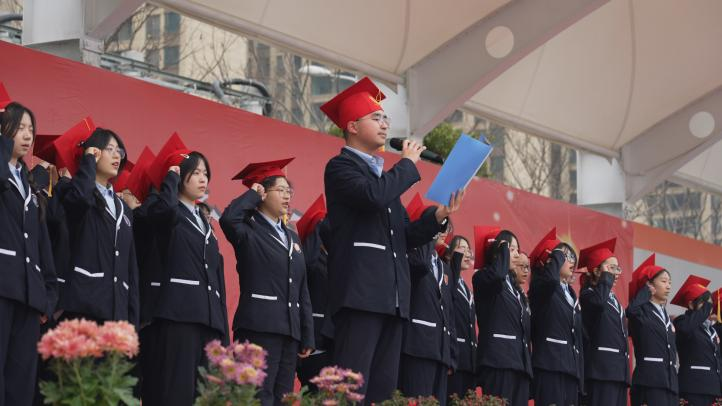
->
[1, 77, 721, 406]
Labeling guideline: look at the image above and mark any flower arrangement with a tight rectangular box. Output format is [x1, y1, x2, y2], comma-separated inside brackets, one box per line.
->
[194, 339, 268, 406]
[37, 319, 140, 406]
[449, 390, 506, 406]
[282, 366, 364, 405]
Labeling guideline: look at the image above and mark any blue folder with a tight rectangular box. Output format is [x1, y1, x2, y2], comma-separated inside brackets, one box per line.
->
[425, 133, 493, 205]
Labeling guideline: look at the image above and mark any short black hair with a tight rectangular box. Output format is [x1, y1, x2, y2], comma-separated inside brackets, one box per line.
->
[260, 175, 291, 190]
[1, 101, 36, 142]
[82, 128, 128, 172]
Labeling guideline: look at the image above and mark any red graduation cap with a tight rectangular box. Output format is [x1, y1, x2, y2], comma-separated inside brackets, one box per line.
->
[34, 117, 96, 175]
[473, 226, 501, 270]
[320, 77, 386, 130]
[670, 274, 710, 308]
[0, 82, 11, 109]
[578, 238, 617, 271]
[296, 194, 327, 243]
[232, 158, 294, 188]
[628, 253, 665, 301]
[111, 159, 135, 191]
[435, 232, 454, 258]
[147, 133, 191, 189]
[405, 192, 431, 222]
[125, 146, 156, 202]
[529, 227, 561, 268]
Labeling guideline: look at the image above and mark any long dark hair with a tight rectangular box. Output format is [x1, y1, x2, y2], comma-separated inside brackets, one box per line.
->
[445, 235, 470, 263]
[1, 102, 36, 164]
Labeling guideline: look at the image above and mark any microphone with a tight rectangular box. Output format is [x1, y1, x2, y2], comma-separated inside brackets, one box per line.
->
[389, 138, 444, 165]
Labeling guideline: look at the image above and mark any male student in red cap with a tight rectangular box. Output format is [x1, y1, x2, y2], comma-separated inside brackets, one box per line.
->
[320, 77, 464, 403]
[671, 275, 722, 406]
[577, 238, 629, 406]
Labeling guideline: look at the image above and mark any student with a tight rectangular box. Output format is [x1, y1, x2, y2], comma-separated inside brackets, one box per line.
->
[445, 235, 477, 400]
[0, 101, 58, 405]
[528, 228, 582, 406]
[141, 133, 228, 405]
[671, 275, 722, 406]
[626, 254, 678, 406]
[320, 76, 461, 403]
[295, 195, 333, 393]
[399, 193, 456, 404]
[472, 226, 532, 406]
[578, 239, 629, 406]
[49, 120, 139, 326]
[220, 158, 314, 406]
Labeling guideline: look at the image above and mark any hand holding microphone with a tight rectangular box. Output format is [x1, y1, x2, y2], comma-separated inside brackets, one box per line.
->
[389, 138, 445, 165]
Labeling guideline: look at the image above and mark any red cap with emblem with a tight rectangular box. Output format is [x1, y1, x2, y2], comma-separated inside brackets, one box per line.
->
[320, 77, 386, 130]
[232, 158, 294, 189]
[0, 82, 11, 109]
[670, 274, 710, 308]
[529, 227, 561, 268]
[147, 133, 191, 189]
[578, 238, 617, 271]
[473, 226, 502, 270]
[34, 117, 97, 175]
[296, 194, 326, 243]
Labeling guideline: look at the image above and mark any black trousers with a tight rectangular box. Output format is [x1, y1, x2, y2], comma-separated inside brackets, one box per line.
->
[0, 297, 41, 406]
[533, 369, 579, 406]
[478, 366, 530, 406]
[141, 319, 220, 406]
[630, 385, 678, 406]
[398, 354, 448, 405]
[297, 350, 332, 393]
[680, 392, 717, 406]
[584, 379, 627, 406]
[333, 308, 403, 405]
[234, 329, 299, 406]
[447, 370, 476, 401]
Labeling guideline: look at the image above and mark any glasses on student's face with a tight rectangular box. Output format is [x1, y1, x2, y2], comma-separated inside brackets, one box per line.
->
[606, 264, 622, 275]
[267, 187, 294, 198]
[357, 113, 391, 127]
[103, 145, 126, 160]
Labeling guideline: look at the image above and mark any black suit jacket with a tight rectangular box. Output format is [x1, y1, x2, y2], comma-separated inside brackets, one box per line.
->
[580, 272, 630, 385]
[529, 250, 582, 382]
[323, 148, 444, 320]
[402, 238, 456, 367]
[0, 137, 58, 317]
[58, 154, 139, 325]
[674, 301, 722, 397]
[626, 286, 678, 394]
[220, 189, 314, 349]
[473, 243, 533, 379]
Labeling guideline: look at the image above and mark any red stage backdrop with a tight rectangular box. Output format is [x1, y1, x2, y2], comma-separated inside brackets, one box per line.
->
[0, 41, 634, 320]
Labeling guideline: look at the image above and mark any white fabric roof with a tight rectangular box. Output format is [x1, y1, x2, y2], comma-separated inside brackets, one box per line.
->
[156, 0, 722, 198]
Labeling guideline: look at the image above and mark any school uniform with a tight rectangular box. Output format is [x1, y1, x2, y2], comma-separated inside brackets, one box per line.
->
[220, 189, 314, 406]
[399, 238, 455, 404]
[580, 272, 629, 406]
[675, 302, 722, 405]
[626, 286, 679, 406]
[141, 170, 228, 406]
[473, 243, 532, 406]
[529, 250, 582, 406]
[0, 137, 58, 406]
[447, 257, 477, 401]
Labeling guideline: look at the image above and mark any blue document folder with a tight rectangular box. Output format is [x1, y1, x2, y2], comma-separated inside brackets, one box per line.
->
[425, 134, 493, 205]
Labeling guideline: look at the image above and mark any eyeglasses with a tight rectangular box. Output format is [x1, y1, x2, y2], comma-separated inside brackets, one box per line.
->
[606, 265, 622, 274]
[103, 145, 126, 160]
[357, 113, 391, 127]
[267, 187, 294, 197]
